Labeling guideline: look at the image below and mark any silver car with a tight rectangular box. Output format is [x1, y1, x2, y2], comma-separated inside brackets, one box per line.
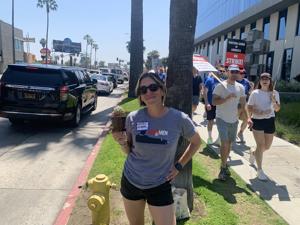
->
[91, 74, 113, 95]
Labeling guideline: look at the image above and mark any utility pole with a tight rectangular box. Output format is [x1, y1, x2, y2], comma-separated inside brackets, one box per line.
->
[12, 0, 16, 64]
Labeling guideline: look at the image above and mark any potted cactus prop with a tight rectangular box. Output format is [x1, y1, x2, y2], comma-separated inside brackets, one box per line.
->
[111, 106, 127, 132]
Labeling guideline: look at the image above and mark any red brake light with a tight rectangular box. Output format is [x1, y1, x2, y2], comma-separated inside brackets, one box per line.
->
[60, 86, 69, 101]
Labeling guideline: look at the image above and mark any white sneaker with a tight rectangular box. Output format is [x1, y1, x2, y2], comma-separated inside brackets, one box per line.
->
[214, 137, 221, 146]
[249, 149, 256, 166]
[257, 169, 268, 181]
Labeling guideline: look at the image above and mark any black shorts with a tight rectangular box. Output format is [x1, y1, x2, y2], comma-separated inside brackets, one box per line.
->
[252, 117, 275, 134]
[205, 105, 216, 121]
[120, 174, 174, 206]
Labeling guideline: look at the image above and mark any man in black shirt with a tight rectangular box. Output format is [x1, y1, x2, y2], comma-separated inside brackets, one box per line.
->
[192, 67, 203, 113]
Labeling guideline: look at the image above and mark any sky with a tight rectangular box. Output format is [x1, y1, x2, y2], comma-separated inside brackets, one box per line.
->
[0, 0, 171, 64]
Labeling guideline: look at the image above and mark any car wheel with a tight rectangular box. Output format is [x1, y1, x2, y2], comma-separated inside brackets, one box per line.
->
[70, 104, 81, 127]
[92, 97, 98, 111]
[9, 118, 24, 125]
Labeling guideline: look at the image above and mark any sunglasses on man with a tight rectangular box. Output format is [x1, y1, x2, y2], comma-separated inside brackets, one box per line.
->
[138, 83, 161, 95]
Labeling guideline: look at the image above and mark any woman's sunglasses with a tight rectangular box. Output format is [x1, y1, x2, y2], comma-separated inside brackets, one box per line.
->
[138, 83, 160, 95]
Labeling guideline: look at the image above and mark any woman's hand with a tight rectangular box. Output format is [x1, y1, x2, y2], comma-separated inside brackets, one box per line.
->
[112, 131, 131, 154]
[166, 166, 179, 182]
[247, 118, 253, 129]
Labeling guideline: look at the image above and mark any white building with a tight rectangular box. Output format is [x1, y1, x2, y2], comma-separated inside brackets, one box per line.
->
[194, 0, 300, 82]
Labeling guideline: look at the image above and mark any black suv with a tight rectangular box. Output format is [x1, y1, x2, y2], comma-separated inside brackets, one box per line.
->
[0, 64, 97, 126]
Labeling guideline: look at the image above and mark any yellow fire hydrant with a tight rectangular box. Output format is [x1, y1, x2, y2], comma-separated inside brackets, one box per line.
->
[87, 174, 116, 225]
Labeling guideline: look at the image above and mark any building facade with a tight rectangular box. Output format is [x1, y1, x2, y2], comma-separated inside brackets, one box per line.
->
[194, 0, 300, 82]
[0, 20, 24, 74]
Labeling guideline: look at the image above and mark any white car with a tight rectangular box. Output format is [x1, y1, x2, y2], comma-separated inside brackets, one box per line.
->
[91, 74, 113, 95]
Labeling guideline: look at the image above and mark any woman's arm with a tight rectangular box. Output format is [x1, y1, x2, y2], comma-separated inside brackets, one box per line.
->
[166, 132, 201, 181]
[112, 131, 132, 155]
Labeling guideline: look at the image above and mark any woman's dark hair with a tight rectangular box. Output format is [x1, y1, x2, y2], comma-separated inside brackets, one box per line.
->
[255, 72, 274, 91]
[135, 72, 167, 106]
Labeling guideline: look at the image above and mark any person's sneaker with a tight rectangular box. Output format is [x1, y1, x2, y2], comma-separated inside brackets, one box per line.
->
[257, 169, 268, 181]
[213, 137, 221, 146]
[237, 132, 245, 143]
[249, 149, 256, 166]
[207, 137, 213, 145]
[218, 167, 228, 181]
[225, 164, 231, 176]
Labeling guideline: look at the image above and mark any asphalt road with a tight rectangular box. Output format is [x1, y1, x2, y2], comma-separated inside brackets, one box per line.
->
[0, 83, 127, 225]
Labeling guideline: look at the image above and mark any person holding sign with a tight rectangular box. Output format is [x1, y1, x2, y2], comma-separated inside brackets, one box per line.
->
[212, 64, 247, 181]
[113, 72, 201, 225]
[247, 73, 280, 181]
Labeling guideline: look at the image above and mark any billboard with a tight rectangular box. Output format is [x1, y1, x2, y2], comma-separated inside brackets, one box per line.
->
[53, 38, 81, 54]
[224, 38, 246, 68]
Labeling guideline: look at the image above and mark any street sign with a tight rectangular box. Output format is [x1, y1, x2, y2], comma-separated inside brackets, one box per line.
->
[23, 37, 35, 43]
[193, 54, 218, 72]
[40, 48, 51, 57]
[225, 39, 246, 68]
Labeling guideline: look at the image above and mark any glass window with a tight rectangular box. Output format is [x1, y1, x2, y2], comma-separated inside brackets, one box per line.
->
[251, 22, 256, 30]
[281, 48, 293, 81]
[296, 4, 300, 36]
[277, 9, 287, 40]
[232, 30, 236, 38]
[266, 51, 274, 75]
[217, 37, 221, 54]
[207, 42, 210, 57]
[240, 27, 246, 39]
[263, 17, 270, 39]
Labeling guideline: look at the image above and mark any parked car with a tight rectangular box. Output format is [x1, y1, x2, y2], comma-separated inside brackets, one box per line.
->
[99, 67, 110, 74]
[102, 73, 118, 88]
[90, 74, 113, 95]
[0, 64, 97, 126]
[123, 72, 129, 81]
[110, 68, 124, 83]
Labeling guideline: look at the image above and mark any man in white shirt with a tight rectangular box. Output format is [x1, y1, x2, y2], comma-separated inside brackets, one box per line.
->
[212, 64, 247, 181]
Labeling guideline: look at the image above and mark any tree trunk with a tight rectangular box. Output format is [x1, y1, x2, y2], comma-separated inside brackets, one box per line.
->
[166, 0, 197, 211]
[86, 41, 88, 69]
[128, 0, 143, 98]
[90, 47, 93, 69]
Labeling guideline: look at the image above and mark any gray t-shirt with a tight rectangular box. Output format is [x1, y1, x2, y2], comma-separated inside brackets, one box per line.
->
[124, 107, 196, 189]
[213, 80, 246, 123]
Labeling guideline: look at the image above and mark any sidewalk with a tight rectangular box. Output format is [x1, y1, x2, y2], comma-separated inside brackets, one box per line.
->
[193, 103, 300, 225]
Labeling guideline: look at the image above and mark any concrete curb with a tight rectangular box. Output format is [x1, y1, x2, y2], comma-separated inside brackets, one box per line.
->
[52, 88, 128, 225]
[53, 121, 111, 225]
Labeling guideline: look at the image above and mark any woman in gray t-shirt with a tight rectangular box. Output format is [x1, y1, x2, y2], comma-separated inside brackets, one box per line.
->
[113, 72, 201, 225]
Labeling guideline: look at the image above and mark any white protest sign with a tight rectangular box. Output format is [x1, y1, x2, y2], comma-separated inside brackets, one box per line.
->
[193, 54, 218, 72]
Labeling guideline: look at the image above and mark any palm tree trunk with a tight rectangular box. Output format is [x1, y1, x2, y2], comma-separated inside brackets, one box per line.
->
[90, 46, 93, 69]
[166, 0, 197, 211]
[85, 41, 88, 69]
[45, 4, 49, 64]
[128, 0, 143, 98]
[94, 49, 97, 68]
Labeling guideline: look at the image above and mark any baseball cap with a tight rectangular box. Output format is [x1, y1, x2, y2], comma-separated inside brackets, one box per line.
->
[260, 72, 271, 79]
[228, 64, 240, 71]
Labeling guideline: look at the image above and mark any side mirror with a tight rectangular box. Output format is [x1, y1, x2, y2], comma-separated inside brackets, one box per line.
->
[92, 79, 98, 84]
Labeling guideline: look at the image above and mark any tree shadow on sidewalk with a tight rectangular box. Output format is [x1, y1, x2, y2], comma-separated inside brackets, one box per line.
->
[193, 175, 252, 204]
[247, 178, 290, 201]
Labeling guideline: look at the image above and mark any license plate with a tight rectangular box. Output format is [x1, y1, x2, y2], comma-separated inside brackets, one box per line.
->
[23, 92, 36, 100]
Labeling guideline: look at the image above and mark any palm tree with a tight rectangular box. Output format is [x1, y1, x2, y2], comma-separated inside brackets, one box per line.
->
[145, 50, 160, 70]
[129, 0, 143, 97]
[93, 43, 99, 68]
[88, 38, 94, 69]
[37, 0, 58, 64]
[83, 34, 91, 68]
[165, 0, 198, 211]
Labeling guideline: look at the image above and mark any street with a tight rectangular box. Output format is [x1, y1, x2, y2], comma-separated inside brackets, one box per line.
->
[0, 83, 127, 225]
